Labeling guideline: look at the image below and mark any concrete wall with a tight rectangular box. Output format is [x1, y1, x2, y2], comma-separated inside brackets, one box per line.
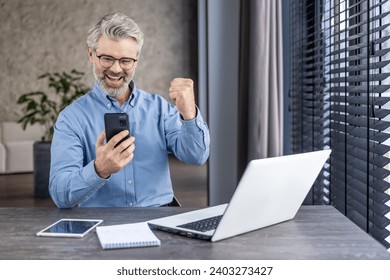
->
[0, 0, 197, 121]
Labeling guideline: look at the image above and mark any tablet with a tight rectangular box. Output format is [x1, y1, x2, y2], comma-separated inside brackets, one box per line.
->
[36, 218, 103, 238]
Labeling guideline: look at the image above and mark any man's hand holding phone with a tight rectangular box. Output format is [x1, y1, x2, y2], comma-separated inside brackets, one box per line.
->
[94, 113, 134, 179]
[94, 130, 135, 179]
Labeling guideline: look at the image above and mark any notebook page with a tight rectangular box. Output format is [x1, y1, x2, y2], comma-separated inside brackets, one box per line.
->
[96, 222, 161, 249]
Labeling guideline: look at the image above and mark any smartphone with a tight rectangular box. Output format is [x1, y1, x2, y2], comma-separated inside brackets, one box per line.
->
[104, 113, 130, 146]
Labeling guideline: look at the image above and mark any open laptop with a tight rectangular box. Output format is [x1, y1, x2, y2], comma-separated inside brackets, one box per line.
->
[148, 149, 331, 242]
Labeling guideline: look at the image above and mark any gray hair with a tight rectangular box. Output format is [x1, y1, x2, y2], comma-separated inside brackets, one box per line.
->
[86, 13, 144, 56]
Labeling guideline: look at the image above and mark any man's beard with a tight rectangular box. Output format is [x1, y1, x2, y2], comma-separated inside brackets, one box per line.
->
[93, 63, 134, 98]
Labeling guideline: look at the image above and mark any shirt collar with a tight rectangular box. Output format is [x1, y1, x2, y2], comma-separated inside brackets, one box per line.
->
[92, 80, 137, 109]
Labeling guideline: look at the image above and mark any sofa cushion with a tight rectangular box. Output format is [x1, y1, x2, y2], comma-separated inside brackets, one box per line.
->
[0, 122, 45, 173]
[4, 140, 36, 173]
[0, 143, 5, 173]
[1, 122, 45, 142]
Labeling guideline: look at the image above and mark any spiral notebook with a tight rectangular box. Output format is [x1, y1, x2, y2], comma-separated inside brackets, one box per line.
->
[96, 222, 161, 249]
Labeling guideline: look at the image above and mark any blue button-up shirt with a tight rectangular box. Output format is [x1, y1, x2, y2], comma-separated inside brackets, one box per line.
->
[49, 81, 210, 208]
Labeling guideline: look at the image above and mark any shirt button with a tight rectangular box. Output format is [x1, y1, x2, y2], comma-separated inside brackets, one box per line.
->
[128, 179, 133, 184]
[128, 202, 133, 206]
[107, 103, 112, 109]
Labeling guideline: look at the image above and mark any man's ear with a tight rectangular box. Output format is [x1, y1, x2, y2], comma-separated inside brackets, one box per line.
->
[87, 47, 94, 63]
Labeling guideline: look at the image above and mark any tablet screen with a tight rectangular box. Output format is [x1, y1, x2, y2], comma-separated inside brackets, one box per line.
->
[37, 219, 103, 238]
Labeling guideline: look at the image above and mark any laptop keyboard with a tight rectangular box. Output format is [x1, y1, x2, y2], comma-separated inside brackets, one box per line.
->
[177, 215, 223, 232]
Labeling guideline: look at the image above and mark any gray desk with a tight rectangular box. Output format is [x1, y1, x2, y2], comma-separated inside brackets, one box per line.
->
[0, 205, 389, 259]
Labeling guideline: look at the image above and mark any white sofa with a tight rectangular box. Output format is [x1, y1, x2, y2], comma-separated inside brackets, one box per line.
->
[0, 122, 45, 174]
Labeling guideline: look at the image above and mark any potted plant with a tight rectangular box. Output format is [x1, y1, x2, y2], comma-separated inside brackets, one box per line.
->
[17, 70, 90, 197]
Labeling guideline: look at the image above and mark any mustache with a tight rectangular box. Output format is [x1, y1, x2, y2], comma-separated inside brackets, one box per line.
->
[103, 70, 125, 78]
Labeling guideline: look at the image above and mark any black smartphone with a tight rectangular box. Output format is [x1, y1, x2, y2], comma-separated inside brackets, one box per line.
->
[104, 113, 130, 146]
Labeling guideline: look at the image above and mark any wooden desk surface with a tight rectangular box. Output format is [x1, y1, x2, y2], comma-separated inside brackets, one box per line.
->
[0, 205, 388, 260]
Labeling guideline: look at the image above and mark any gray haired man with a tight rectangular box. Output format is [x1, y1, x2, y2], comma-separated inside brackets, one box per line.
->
[49, 13, 210, 208]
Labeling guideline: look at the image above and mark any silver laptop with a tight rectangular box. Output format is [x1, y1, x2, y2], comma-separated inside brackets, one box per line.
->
[148, 149, 331, 242]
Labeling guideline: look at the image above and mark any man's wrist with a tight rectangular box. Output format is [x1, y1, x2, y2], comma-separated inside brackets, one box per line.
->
[181, 107, 197, 121]
[94, 160, 110, 179]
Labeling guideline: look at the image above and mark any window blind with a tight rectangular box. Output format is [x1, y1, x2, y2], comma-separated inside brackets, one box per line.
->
[291, 0, 390, 249]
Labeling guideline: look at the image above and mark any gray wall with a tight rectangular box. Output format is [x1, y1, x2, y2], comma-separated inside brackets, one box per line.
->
[0, 0, 197, 122]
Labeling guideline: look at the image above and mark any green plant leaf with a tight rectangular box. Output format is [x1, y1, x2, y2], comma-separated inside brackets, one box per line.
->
[38, 73, 50, 79]
[26, 100, 37, 111]
[16, 70, 90, 140]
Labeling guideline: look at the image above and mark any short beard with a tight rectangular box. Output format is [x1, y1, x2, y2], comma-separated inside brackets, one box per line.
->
[93, 64, 134, 98]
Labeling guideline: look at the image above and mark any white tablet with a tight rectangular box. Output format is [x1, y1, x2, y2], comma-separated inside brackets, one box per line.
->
[36, 218, 103, 238]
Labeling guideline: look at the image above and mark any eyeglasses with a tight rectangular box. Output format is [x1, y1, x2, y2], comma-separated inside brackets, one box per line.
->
[94, 51, 138, 70]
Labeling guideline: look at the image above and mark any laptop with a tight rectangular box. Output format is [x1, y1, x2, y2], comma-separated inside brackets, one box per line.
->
[148, 149, 331, 242]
